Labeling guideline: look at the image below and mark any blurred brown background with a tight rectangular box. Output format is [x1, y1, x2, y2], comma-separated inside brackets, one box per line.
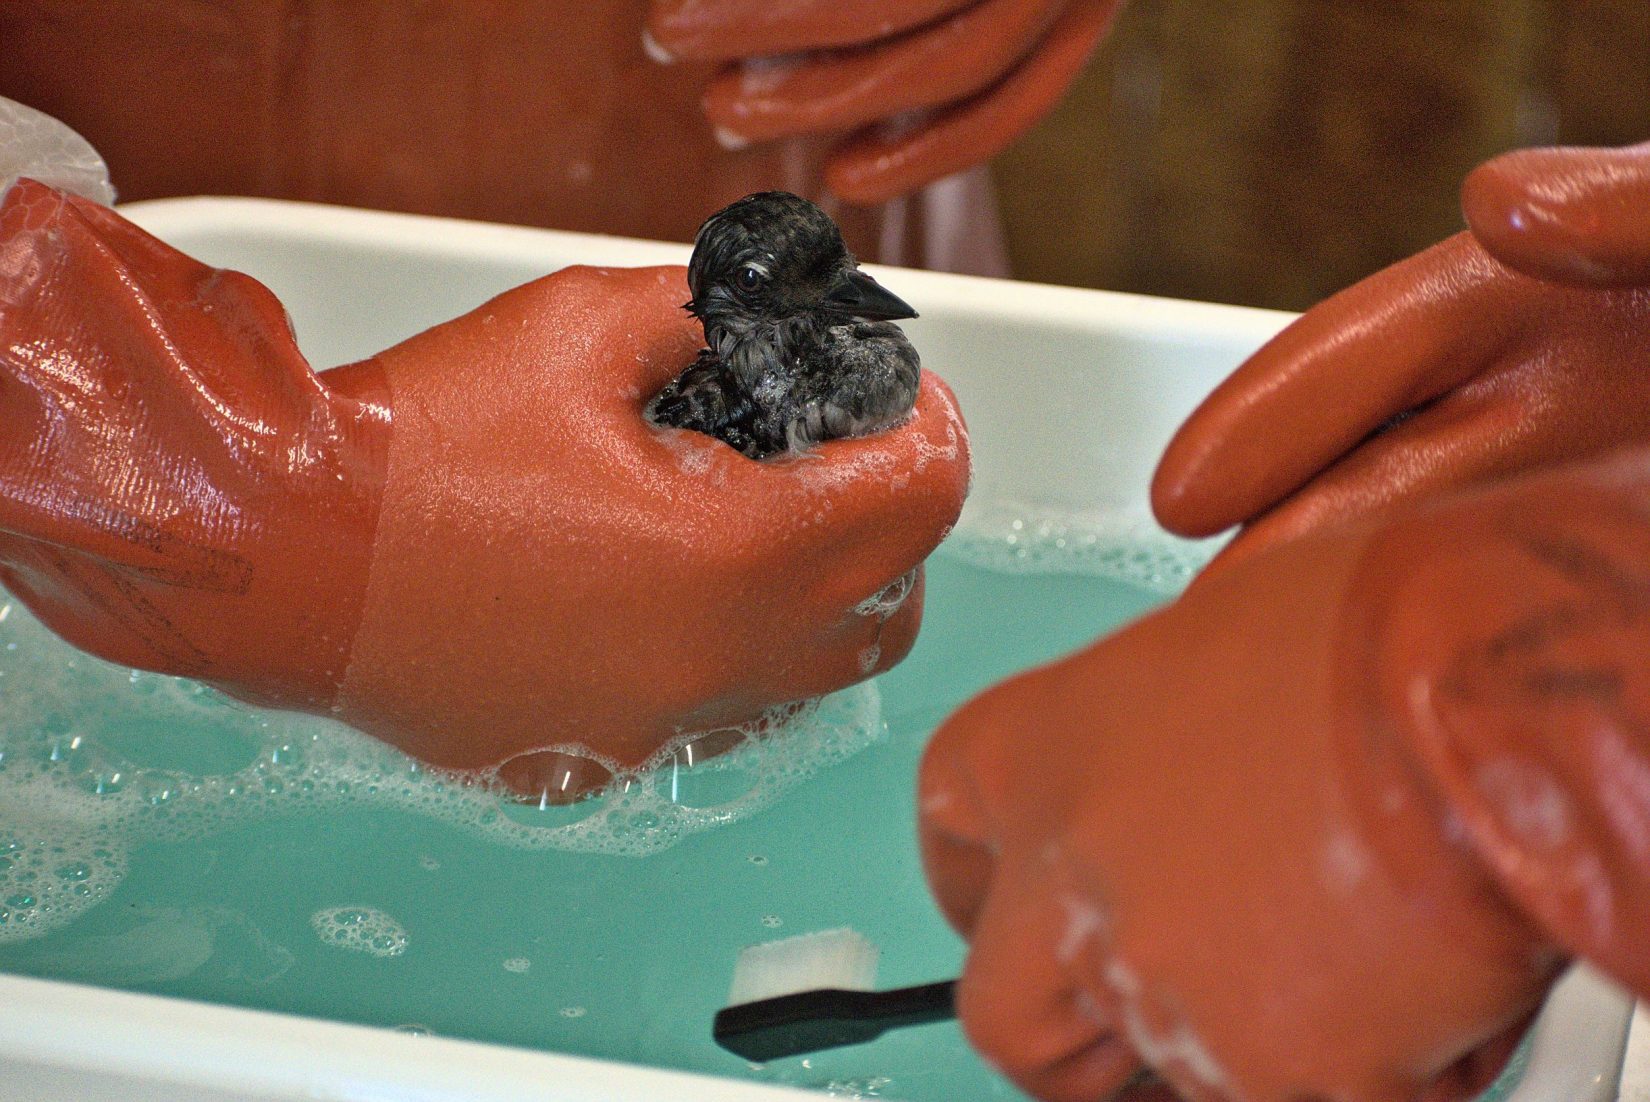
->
[994, 0, 1650, 311]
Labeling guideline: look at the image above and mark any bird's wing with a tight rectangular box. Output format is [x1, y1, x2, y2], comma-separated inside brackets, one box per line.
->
[644, 353, 765, 456]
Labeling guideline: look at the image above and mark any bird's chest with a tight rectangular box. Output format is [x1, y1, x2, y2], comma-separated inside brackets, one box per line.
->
[725, 323, 821, 395]
[750, 368, 796, 409]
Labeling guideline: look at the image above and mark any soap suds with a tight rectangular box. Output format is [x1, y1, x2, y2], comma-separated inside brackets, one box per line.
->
[0, 600, 884, 943]
[942, 499, 1223, 593]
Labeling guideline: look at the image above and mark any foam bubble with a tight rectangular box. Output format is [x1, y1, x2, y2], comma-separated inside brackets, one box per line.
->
[942, 499, 1225, 593]
[311, 906, 408, 958]
[0, 599, 886, 943]
[856, 645, 881, 674]
[823, 1077, 893, 1099]
[502, 956, 531, 973]
[789, 447, 897, 495]
[1103, 958, 1231, 1093]
[911, 396, 965, 474]
[855, 569, 916, 621]
[654, 427, 720, 477]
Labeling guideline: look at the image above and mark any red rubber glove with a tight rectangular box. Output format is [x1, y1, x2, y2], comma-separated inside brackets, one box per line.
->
[920, 447, 1650, 1101]
[1152, 141, 1650, 579]
[644, 0, 1122, 204]
[0, 179, 970, 794]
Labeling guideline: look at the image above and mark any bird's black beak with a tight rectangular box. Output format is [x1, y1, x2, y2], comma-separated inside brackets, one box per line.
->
[827, 269, 918, 321]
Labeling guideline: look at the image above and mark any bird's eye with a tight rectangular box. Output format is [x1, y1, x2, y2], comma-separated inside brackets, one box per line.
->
[736, 266, 764, 293]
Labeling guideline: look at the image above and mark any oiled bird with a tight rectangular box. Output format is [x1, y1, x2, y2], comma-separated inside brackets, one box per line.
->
[645, 191, 921, 459]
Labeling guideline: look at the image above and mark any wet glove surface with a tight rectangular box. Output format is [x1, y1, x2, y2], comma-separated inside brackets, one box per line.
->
[338, 259, 969, 780]
[914, 453, 1650, 1100]
[645, 0, 1122, 203]
[922, 140, 1650, 1093]
[0, 179, 970, 791]
[0, 1, 926, 261]
[1151, 142, 1650, 579]
[0, 178, 389, 710]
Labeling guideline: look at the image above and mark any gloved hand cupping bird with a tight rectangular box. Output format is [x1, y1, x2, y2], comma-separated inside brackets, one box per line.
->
[0, 174, 968, 800]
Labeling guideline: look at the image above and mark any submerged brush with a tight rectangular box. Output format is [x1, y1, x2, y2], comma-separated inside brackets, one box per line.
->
[646, 191, 921, 460]
[712, 928, 957, 1063]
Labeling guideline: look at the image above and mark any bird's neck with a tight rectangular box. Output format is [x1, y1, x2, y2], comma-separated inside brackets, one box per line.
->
[704, 314, 827, 383]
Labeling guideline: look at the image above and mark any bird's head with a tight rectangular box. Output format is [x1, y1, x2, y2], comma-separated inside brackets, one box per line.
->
[686, 191, 917, 343]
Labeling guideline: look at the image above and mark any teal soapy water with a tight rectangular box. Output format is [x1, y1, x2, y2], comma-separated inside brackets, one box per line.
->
[0, 539, 1528, 1101]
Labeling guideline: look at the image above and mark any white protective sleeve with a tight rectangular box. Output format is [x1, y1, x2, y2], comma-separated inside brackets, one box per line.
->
[0, 97, 115, 206]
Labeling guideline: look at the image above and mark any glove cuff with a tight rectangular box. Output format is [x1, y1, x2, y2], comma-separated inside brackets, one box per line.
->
[0, 180, 390, 712]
